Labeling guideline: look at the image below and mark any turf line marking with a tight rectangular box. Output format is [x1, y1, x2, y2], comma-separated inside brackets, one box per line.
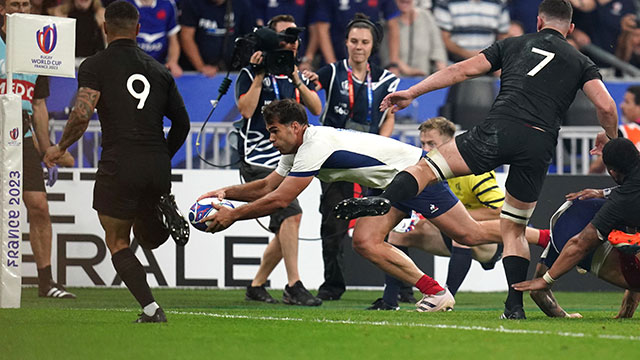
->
[166, 311, 640, 342]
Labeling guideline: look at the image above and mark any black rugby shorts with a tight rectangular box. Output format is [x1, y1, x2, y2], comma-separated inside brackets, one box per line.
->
[455, 119, 555, 203]
[93, 152, 171, 220]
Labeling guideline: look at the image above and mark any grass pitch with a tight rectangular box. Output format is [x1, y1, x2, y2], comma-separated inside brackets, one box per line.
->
[2, 288, 640, 359]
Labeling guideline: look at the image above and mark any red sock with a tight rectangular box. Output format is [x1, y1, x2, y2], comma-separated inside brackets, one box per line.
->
[537, 229, 550, 248]
[415, 274, 444, 295]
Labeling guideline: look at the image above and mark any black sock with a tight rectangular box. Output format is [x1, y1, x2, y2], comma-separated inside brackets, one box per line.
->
[380, 171, 419, 203]
[502, 256, 530, 310]
[37, 265, 53, 289]
[446, 247, 472, 296]
[382, 244, 409, 306]
[111, 248, 155, 308]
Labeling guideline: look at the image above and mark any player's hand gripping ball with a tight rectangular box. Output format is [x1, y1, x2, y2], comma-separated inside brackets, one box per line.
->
[188, 198, 234, 232]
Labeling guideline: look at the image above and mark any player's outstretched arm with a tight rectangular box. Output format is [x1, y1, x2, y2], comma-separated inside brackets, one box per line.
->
[197, 170, 286, 203]
[514, 225, 602, 291]
[380, 54, 492, 113]
[615, 290, 640, 318]
[204, 175, 313, 233]
[529, 263, 582, 318]
[583, 79, 618, 140]
[44, 87, 100, 167]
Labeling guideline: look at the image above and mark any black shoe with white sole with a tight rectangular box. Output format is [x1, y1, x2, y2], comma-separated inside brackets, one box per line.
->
[157, 194, 190, 246]
[134, 308, 167, 323]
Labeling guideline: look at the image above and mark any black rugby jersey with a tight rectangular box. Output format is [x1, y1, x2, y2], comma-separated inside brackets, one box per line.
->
[78, 39, 188, 158]
[592, 165, 640, 237]
[481, 28, 601, 137]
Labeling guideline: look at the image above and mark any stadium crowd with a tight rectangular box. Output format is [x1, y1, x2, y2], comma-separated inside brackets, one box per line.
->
[10, 0, 640, 323]
[21, 0, 640, 78]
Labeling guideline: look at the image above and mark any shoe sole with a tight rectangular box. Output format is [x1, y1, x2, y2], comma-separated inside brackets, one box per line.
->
[333, 197, 391, 220]
[245, 295, 278, 304]
[157, 195, 190, 246]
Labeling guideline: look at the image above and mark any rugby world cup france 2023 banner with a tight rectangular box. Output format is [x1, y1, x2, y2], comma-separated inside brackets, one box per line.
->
[0, 14, 75, 308]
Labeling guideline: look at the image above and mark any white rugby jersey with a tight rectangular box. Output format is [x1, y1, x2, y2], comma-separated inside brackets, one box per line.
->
[275, 126, 424, 189]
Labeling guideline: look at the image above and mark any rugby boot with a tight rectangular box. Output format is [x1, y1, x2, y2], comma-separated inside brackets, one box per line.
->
[366, 298, 400, 311]
[134, 307, 167, 323]
[416, 288, 455, 312]
[38, 281, 76, 299]
[245, 284, 278, 304]
[608, 230, 640, 255]
[500, 305, 526, 320]
[283, 281, 322, 306]
[157, 194, 190, 246]
[333, 197, 391, 220]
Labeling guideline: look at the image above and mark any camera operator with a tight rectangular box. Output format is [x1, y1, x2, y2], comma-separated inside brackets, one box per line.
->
[234, 14, 322, 306]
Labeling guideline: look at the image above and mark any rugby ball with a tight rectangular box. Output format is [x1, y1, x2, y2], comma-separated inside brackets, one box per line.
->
[188, 198, 235, 232]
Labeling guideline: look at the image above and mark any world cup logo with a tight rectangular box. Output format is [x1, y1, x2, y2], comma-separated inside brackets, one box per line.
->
[9, 127, 19, 141]
[36, 24, 57, 54]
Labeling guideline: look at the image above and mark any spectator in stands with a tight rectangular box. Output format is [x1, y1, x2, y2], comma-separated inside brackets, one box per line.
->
[433, 0, 510, 62]
[179, 0, 255, 77]
[568, 0, 636, 70]
[508, 0, 542, 34]
[231, 15, 323, 305]
[127, 0, 182, 77]
[303, 14, 400, 300]
[312, 0, 402, 73]
[616, 13, 640, 69]
[30, 0, 57, 15]
[380, 0, 446, 76]
[50, 0, 106, 59]
[590, 86, 640, 173]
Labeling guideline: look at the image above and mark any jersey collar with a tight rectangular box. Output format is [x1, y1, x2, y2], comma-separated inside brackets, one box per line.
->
[108, 38, 138, 48]
[539, 28, 566, 39]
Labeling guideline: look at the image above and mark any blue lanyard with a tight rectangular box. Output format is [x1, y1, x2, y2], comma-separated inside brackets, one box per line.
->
[347, 63, 372, 124]
[270, 75, 281, 100]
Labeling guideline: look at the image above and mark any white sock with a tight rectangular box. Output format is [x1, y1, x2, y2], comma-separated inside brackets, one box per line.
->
[143, 302, 160, 316]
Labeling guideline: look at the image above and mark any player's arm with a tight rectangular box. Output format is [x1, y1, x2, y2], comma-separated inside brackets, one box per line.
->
[43, 87, 100, 167]
[179, 26, 216, 77]
[381, 54, 492, 112]
[198, 170, 286, 203]
[583, 79, 618, 140]
[205, 175, 313, 232]
[513, 224, 602, 291]
[529, 262, 582, 318]
[615, 290, 640, 318]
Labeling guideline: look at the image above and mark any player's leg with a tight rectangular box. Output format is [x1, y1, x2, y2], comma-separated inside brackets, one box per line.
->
[499, 192, 535, 320]
[99, 213, 165, 323]
[335, 132, 474, 220]
[446, 242, 473, 296]
[353, 208, 454, 312]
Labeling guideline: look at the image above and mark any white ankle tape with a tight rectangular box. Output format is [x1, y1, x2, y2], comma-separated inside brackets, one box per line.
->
[500, 203, 534, 225]
[422, 148, 454, 182]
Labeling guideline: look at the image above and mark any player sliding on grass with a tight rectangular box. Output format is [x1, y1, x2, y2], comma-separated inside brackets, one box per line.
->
[199, 99, 540, 313]
[333, 0, 619, 319]
[515, 138, 640, 318]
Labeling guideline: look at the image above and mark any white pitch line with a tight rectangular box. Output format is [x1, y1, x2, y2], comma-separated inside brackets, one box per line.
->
[167, 310, 640, 342]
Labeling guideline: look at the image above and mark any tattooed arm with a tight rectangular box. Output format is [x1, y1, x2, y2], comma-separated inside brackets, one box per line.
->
[43, 87, 100, 167]
[529, 263, 583, 318]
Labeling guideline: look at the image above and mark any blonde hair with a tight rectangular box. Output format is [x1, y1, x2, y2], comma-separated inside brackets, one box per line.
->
[417, 117, 456, 139]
